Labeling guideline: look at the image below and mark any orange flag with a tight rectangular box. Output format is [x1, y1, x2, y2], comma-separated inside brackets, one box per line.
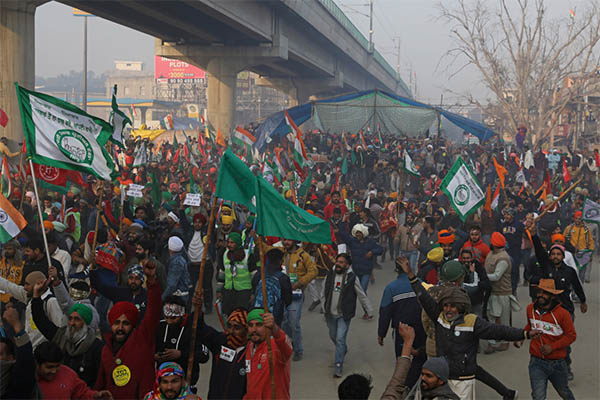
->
[493, 157, 508, 189]
[484, 184, 492, 216]
[216, 128, 227, 148]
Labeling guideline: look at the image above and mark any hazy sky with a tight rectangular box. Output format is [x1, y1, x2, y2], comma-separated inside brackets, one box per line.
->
[35, 0, 586, 104]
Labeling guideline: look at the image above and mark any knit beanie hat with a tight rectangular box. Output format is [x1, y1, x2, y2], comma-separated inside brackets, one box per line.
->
[423, 357, 449, 382]
[549, 243, 565, 255]
[68, 303, 93, 325]
[438, 286, 471, 312]
[440, 260, 466, 282]
[228, 232, 243, 248]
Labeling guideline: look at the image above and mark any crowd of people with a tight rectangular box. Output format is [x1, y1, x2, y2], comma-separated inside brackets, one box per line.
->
[0, 124, 596, 400]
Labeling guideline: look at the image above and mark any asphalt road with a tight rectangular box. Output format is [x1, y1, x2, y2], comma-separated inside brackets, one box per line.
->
[198, 259, 600, 399]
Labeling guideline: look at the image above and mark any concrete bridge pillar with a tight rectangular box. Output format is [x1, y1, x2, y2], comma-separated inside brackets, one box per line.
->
[0, 1, 40, 145]
[206, 58, 244, 139]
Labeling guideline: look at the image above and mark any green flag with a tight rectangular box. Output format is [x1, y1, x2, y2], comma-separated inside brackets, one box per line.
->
[109, 85, 132, 147]
[297, 169, 313, 200]
[246, 143, 254, 164]
[150, 170, 161, 209]
[15, 83, 117, 181]
[255, 175, 331, 244]
[173, 132, 178, 147]
[403, 151, 420, 176]
[439, 157, 485, 222]
[341, 156, 348, 175]
[214, 149, 257, 212]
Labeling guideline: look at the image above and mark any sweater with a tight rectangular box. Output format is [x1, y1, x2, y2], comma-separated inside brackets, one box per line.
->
[484, 249, 512, 295]
[38, 365, 97, 400]
[95, 279, 162, 399]
[524, 302, 576, 360]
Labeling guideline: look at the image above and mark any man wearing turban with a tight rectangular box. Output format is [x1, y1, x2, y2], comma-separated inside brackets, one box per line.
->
[143, 362, 194, 400]
[95, 262, 162, 399]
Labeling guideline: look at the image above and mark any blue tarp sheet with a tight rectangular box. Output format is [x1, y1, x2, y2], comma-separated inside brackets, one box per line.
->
[253, 90, 495, 150]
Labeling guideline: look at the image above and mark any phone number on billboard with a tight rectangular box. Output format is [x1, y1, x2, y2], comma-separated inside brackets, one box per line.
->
[168, 78, 204, 83]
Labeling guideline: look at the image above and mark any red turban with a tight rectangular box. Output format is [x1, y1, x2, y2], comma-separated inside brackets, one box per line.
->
[108, 301, 139, 326]
[193, 213, 207, 224]
[574, 211, 582, 219]
[490, 232, 506, 248]
[438, 230, 455, 244]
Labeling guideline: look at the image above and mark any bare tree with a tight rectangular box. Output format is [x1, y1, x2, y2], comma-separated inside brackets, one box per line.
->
[439, 0, 600, 147]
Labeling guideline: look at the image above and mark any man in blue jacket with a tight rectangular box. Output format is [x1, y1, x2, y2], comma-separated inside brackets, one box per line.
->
[334, 223, 383, 293]
[378, 258, 426, 388]
[164, 236, 192, 305]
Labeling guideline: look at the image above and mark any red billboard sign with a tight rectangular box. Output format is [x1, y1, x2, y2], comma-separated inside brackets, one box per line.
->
[154, 56, 205, 83]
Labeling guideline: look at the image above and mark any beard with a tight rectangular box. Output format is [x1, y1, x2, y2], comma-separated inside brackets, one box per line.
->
[66, 325, 87, 344]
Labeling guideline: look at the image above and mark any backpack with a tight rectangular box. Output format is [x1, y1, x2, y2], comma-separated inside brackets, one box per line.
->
[254, 271, 284, 317]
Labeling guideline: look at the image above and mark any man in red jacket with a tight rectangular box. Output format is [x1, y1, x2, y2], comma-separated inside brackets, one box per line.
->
[95, 261, 162, 399]
[244, 309, 293, 400]
[323, 191, 348, 220]
[521, 279, 576, 400]
[460, 226, 490, 265]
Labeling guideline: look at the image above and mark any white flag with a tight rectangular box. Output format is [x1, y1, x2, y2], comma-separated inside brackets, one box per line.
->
[440, 157, 485, 221]
[15, 83, 117, 181]
[404, 151, 420, 176]
[582, 197, 600, 224]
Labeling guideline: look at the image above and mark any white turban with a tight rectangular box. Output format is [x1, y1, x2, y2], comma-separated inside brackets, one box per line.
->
[168, 236, 184, 252]
[167, 211, 180, 223]
[352, 224, 369, 238]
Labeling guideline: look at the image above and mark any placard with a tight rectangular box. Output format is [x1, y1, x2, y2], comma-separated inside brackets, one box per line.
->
[183, 193, 202, 206]
[126, 184, 144, 198]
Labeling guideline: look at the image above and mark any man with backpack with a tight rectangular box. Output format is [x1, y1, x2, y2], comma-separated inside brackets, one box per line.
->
[321, 253, 374, 378]
[252, 247, 292, 325]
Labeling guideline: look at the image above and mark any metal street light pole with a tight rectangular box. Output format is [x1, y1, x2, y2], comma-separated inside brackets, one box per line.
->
[83, 15, 88, 112]
[368, 0, 374, 52]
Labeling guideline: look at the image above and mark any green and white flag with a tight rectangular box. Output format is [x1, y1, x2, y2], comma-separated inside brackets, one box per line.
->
[404, 150, 420, 176]
[440, 157, 485, 222]
[15, 83, 117, 181]
[109, 85, 132, 147]
[582, 197, 600, 224]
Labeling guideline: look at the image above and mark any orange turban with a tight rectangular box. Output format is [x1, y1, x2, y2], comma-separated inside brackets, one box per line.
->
[43, 220, 54, 231]
[438, 230, 455, 244]
[551, 233, 566, 243]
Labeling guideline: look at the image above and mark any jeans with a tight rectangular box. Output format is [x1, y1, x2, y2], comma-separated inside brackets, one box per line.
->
[358, 274, 370, 293]
[508, 250, 522, 294]
[188, 261, 213, 311]
[283, 294, 303, 354]
[325, 315, 350, 364]
[529, 357, 575, 400]
[400, 250, 419, 274]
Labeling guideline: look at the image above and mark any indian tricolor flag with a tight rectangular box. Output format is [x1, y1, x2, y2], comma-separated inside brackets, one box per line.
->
[284, 110, 308, 167]
[0, 193, 27, 243]
[274, 148, 286, 177]
[232, 126, 256, 148]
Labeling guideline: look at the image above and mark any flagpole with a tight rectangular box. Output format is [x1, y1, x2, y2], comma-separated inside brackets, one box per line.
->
[257, 236, 277, 400]
[186, 195, 218, 384]
[535, 178, 582, 221]
[28, 159, 53, 269]
[90, 182, 104, 258]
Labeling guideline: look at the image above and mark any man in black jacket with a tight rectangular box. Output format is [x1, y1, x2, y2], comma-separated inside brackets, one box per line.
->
[396, 256, 541, 399]
[251, 247, 292, 326]
[154, 296, 209, 393]
[196, 305, 248, 400]
[321, 253, 374, 378]
[31, 280, 103, 387]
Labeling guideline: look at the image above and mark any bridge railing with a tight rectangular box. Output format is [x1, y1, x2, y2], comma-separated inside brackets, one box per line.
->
[316, 0, 412, 96]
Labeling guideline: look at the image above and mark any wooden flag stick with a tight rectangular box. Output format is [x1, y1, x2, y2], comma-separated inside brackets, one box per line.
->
[90, 183, 104, 258]
[186, 195, 218, 384]
[257, 236, 277, 400]
[535, 178, 582, 221]
[28, 159, 52, 269]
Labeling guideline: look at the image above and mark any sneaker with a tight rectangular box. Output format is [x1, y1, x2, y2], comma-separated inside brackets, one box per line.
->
[496, 343, 509, 352]
[308, 300, 321, 312]
[293, 352, 303, 362]
[503, 389, 518, 400]
[334, 363, 343, 378]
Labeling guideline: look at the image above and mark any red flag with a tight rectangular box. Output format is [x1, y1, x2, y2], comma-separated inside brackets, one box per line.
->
[562, 159, 571, 183]
[483, 184, 492, 216]
[172, 148, 180, 164]
[32, 164, 68, 187]
[595, 149, 600, 167]
[0, 107, 8, 128]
